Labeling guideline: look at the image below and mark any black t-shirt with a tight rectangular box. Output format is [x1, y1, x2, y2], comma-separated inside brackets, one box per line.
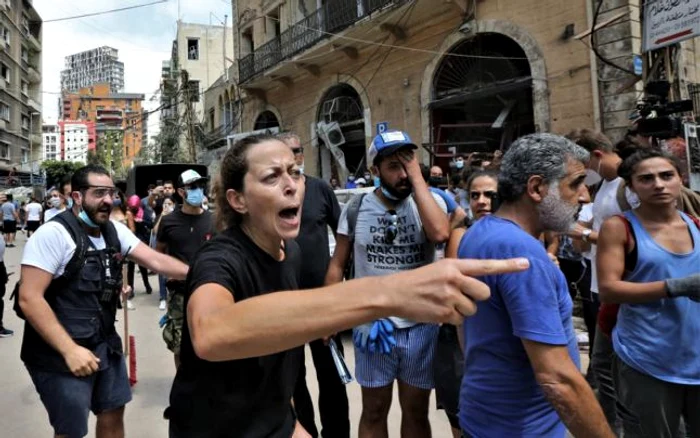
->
[296, 176, 340, 288]
[156, 208, 214, 264]
[168, 225, 303, 438]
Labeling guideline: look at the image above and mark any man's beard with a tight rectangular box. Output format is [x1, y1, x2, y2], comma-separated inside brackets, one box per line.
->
[380, 175, 412, 200]
[84, 201, 110, 225]
[538, 184, 579, 232]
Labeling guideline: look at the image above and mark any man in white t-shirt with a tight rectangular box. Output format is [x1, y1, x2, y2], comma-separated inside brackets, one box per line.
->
[565, 129, 639, 432]
[326, 131, 449, 437]
[24, 196, 43, 237]
[18, 165, 190, 438]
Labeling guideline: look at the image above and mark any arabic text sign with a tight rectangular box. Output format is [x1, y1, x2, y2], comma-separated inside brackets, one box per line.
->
[643, 0, 700, 52]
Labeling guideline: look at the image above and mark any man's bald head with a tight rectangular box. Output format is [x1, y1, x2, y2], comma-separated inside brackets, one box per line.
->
[430, 166, 443, 178]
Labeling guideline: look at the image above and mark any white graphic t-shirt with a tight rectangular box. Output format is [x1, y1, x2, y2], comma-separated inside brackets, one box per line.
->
[337, 191, 446, 328]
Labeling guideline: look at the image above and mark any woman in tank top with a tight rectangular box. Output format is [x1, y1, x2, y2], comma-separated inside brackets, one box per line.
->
[597, 148, 700, 437]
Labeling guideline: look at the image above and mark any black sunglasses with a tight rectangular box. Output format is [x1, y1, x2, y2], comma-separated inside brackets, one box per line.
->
[384, 209, 398, 244]
[292, 147, 304, 154]
[469, 190, 498, 201]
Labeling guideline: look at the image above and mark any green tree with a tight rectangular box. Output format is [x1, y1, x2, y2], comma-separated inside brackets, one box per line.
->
[40, 160, 84, 189]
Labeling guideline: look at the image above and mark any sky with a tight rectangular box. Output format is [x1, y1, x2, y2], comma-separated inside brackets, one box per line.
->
[34, 0, 233, 140]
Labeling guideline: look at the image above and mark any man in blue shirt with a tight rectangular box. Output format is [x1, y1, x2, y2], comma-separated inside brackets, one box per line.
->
[458, 133, 613, 438]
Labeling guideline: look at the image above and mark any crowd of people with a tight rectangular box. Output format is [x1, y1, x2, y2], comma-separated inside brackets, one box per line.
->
[0, 125, 697, 438]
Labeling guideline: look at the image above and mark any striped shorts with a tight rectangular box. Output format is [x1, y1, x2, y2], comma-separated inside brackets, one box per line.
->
[354, 323, 439, 390]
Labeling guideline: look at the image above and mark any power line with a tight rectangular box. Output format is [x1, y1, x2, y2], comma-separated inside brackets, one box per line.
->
[44, 0, 169, 23]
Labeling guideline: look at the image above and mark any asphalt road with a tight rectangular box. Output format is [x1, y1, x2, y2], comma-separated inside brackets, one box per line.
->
[0, 233, 453, 437]
[0, 232, 590, 437]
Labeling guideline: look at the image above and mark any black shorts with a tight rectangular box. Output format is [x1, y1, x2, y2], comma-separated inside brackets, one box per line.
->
[3, 220, 16, 233]
[27, 220, 40, 232]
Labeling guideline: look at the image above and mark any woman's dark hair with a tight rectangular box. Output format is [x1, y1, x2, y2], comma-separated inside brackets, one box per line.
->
[618, 148, 683, 185]
[466, 170, 499, 192]
[114, 190, 126, 214]
[214, 133, 280, 231]
[614, 137, 645, 161]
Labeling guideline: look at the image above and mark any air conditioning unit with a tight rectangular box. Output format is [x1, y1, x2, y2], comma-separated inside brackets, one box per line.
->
[316, 121, 345, 149]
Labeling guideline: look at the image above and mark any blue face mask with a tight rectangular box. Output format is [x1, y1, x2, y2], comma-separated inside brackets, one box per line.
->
[112, 199, 122, 207]
[186, 188, 204, 207]
[373, 176, 381, 187]
[79, 209, 99, 228]
[67, 198, 73, 209]
[381, 186, 402, 201]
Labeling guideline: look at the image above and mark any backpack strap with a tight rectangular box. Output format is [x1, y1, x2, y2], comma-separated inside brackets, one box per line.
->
[52, 211, 89, 279]
[616, 180, 632, 212]
[346, 193, 367, 243]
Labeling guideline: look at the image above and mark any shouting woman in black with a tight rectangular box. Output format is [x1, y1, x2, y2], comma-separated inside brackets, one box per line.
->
[167, 134, 529, 437]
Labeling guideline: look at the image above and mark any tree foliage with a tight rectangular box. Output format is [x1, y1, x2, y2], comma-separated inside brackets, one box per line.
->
[40, 160, 84, 189]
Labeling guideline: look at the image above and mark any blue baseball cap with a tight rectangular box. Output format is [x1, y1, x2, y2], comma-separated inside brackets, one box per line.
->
[367, 130, 417, 165]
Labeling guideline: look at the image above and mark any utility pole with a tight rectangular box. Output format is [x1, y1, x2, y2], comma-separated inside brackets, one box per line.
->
[181, 69, 197, 163]
[223, 15, 228, 82]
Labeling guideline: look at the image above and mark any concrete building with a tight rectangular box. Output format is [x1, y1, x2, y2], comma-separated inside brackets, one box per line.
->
[60, 46, 125, 93]
[160, 21, 234, 159]
[217, 0, 700, 180]
[0, 0, 42, 177]
[61, 83, 145, 168]
[59, 120, 96, 163]
[41, 123, 58, 161]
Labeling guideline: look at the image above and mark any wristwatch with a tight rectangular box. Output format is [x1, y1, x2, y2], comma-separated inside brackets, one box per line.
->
[581, 229, 592, 243]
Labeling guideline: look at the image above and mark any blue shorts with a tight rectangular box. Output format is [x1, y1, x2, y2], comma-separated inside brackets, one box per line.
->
[27, 353, 132, 438]
[354, 323, 439, 390]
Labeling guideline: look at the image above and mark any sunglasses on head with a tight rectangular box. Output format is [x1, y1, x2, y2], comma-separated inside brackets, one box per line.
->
[384, 209, 398, 244]
[470, 190, 498, 201]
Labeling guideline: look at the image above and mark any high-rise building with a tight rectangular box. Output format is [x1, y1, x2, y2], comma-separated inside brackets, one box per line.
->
[59, 120, 96, 163]
[42, 123, 59, 161]
[60, 46, 125, 93]
[0, 0, 42, 176]
[61, 83, 144, 167]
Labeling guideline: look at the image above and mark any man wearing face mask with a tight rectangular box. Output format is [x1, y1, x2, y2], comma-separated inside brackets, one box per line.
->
[43, 190, 65, 223]
[326, 130, 449, 438]
[18, 165, 189, 438]
[422, 165, 467, 231]
[565, 129, 641, 432]
[156, 169, 214, 368]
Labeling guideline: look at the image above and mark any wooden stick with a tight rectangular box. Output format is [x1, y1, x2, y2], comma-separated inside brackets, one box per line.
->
[123, 264, 129, 358]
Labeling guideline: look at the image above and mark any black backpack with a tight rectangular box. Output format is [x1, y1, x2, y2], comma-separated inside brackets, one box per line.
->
[10, 211, 119, 320]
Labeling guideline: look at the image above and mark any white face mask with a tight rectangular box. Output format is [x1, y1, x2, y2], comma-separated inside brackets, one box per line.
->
[584, 161, 603, 186]
[584, 169, 602, 186]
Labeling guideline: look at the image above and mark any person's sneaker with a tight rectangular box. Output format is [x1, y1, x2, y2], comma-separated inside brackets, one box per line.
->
[159, 300, 166, 311]
[0, 328, 14, 337]
[127, 300, 136, 310]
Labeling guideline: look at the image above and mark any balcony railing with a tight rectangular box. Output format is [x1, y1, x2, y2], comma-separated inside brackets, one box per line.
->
[239, 0, 410, 83]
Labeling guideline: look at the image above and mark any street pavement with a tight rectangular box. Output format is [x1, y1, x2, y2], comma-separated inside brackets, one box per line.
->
[0, 232, 589, 437]
[0, 233, 453, 437]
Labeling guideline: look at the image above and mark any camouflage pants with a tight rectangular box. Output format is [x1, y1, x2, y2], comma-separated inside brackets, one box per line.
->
[162, 288, 184, 354]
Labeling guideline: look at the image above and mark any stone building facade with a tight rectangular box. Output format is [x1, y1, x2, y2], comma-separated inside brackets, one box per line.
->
[204, 0, 700, 179]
